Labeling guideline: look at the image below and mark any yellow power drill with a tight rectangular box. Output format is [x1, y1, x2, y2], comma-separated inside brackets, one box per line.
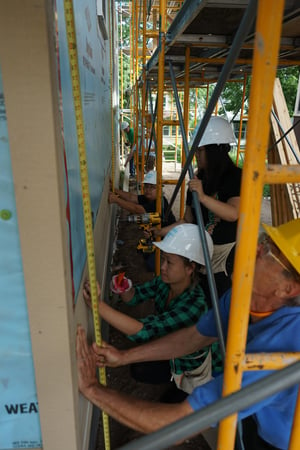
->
[127, 212, 161, 226]
[127, 212, 161, 253]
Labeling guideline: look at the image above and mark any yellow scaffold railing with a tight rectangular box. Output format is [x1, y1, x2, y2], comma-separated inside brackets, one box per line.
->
[218, 1, 300, 448]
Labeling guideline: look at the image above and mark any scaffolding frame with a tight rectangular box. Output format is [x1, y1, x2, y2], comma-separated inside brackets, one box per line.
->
[119, 1, 300, 447]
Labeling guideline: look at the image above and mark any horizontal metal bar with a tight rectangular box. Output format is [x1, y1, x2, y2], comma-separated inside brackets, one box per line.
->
[189, 57, 300, 66]
[243, 352, 300, 370]
[119, 360, 300, 450]
[163, 119, 180, 125]
[161, 179, 178, 185]
[264, 164, 300, 184]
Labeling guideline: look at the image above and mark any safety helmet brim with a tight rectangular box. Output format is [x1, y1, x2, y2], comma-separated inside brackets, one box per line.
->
[154, 224, 213, 265]
[142, 170, 157, 185]
[198, 116, 236, 147]
[262, 219, 300, 274]
[121, 121, 129, 130]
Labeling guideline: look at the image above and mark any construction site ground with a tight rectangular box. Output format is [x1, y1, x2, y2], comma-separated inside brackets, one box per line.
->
[96, 164, 272, 449]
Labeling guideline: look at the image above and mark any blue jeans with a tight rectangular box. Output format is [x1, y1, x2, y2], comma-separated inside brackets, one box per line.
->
[129, 157, 135, 176]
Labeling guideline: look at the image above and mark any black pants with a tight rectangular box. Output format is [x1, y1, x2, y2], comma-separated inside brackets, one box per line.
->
[130, 360, 171, 384]
[130, 360, 188, 403]
[143, 252, 155, 272]
[129, 157, 135, 176]
[241, 416, 280, 450]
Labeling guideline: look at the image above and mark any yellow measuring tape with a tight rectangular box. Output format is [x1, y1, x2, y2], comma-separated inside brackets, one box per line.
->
[63, 1, 110, 448]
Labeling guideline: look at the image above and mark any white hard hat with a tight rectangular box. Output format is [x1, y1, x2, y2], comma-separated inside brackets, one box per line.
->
[142, 170, 157, 185]
[121, 121, 129, 130]
[198, 116, 236, 147]
[154, 224, 213, 265]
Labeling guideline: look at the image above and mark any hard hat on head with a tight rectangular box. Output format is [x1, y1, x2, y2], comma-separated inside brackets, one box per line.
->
[262, 219, 300, 274]
[198, 116, 236, 147]
[142, 170, 157, 185]
[121, 121, 129, 131]
[154, 224, 213, 265]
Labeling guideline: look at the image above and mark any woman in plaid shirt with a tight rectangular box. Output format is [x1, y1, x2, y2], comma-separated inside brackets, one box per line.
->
[83, 224, 221, 399]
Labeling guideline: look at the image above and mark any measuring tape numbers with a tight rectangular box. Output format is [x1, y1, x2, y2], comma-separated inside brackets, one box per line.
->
[63, 1, 110, 448]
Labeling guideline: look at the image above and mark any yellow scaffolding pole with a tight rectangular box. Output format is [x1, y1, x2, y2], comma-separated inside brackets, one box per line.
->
[119, 3, 124, 162]
[218, 1, 286, 448]
[289, 388, 300, 449]
[155, 0, 167, 275]
[141, 0, 147, 182]
[189, 56, 300, 66]
[181, 46, 190, 218]
[242, 352, 300, 370]
[129, 2, 133, 108]
[236, 73, 248, 166]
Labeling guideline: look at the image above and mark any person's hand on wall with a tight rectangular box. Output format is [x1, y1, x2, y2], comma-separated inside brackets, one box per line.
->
[108, 191, 119, 204]
[76, 325, 99, 392]
[83, 280, 102, 309]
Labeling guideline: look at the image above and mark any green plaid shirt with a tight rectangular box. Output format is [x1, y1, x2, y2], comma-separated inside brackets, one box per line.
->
[127, 276, 222, 374]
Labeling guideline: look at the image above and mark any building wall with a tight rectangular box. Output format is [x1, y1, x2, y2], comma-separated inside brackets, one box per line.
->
[0, 1, 118, 449]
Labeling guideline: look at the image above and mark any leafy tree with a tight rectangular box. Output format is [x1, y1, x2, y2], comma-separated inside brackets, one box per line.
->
[220, 67, 299, 117]
[277, 66, 299, 115]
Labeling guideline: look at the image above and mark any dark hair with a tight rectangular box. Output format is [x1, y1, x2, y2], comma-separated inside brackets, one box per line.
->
[198, 144, 235, 195]
[182, 257, 202, 289]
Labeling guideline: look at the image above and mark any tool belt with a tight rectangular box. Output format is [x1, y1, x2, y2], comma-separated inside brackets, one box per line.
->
[171, 350, 212, 394]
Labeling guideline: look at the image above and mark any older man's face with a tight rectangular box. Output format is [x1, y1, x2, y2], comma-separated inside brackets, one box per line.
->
[251, 236, 294, 307]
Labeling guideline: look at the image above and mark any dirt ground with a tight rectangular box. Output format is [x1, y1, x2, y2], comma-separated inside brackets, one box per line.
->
[95, 170, 272, 449]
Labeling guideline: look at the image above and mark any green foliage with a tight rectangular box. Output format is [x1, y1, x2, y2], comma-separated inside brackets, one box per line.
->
[219, 77, 251, 118]
[220, 67, 299, 117]
[118, 6, 132, 108]
[263, 184, 270, 198]
[277, 67, 300, 115]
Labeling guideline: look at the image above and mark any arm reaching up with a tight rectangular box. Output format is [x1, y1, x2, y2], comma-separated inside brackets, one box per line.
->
[83, 280, 142, 336]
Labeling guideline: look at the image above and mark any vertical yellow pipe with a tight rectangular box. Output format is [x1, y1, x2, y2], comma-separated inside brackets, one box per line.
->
[206, 83, 209, 108]
[135, 0, 138, 82]
[181, 46, 190, 218]
[130, 1, 133, 100]
[173, 93, 178, 168]
[214, 100, 219, 115]
[217, 1, 285, 449]
[193, 88, 198, 166]
[153, 8, 158, 49]
[236, 73, 247, 166]
[155, 0, 166, 275]
[289, 387, 300, 449]
[109, 0, 115, 192]
[133, 0, 139, 181]
[175, 122, 178, 166]
[120, 2, 124, 162]
[141, 0, 147, 180]
[130, 0, 134, 131]
[194, 88, 198, 129]
[120, 4, 124, 114]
